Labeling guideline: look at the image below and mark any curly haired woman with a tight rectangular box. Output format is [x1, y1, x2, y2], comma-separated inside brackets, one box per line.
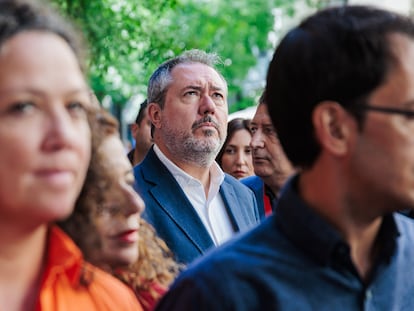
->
[59, 107, 182, 311]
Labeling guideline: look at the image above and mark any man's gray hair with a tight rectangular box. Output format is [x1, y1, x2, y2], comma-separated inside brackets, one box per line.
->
[147, 49, 225, 108]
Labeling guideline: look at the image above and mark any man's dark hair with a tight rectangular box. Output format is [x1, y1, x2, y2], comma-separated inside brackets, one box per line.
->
[265, 5, 414, 169]
[258, 90, 266, 106]
[135, 99, 148, 125]
[147, 49, 224, 109]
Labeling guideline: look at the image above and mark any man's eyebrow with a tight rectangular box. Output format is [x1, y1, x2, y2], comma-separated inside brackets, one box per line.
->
[183, 85, 203, 91]
[181, 84, 226, 93]
[211, 85, 226, 92]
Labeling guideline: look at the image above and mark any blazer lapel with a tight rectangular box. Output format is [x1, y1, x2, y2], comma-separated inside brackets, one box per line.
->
[142, 149, 215, 253]
[220, 177, 251, 232]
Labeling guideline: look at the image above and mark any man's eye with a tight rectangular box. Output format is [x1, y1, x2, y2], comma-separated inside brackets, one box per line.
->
[185, 91, 198, 96]
[265, 127, 275, 136]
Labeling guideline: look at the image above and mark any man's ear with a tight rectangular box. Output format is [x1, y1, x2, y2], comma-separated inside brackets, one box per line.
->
[148, 102, 162, 129]
[312, 101, 355, 156]
[130, 123, 138, 137]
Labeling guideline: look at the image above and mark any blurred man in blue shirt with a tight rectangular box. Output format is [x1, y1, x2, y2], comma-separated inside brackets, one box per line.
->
[156, 6, 414, 310]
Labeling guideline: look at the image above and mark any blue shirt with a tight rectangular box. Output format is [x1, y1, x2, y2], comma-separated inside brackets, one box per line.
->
[155, 174, 414, 311]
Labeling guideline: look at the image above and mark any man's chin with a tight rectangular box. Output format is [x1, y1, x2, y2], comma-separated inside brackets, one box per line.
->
[200, 128, 219, 137]
[254, 167, 272, 177]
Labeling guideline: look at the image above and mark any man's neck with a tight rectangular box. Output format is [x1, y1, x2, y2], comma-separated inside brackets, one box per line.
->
[345, 218, 382, 281]
[299, 166, 383, 282]
[261, 174, 287, 198]
[176, 161, 212, 195]
[133, 149, 146, 166]
[154, 144, 213, 195]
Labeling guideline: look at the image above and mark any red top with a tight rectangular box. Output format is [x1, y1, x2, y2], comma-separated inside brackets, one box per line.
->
[138, 281, 167, 311]
[263, 189, 273, 217]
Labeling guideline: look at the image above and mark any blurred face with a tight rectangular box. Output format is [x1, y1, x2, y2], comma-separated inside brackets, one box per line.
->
[152, 62, 228, 167]
[0, 31, 91, 229]
[220, 129, 254, 179]
[347, 34, 414, 214]
[94, 135, 145, 267]
[131, 107, 152, 154]
[250, 104, 294, 184]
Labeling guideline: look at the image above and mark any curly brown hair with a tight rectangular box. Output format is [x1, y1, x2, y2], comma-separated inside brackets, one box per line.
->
[58, 107, 182, 308]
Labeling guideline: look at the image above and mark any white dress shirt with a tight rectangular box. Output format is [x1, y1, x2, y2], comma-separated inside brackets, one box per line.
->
[154, 144, 234, 245]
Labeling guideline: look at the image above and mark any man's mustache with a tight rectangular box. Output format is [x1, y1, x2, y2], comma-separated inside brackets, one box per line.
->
[192, 115, 220, 131]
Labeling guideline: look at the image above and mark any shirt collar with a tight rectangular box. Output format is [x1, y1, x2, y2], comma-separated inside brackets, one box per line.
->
[43, 226, 83, 287]
[210, 160, 225, 187]
[208, 161, 225, 200]
[153, 144, 225, 189]
[275, 174, 400, 267]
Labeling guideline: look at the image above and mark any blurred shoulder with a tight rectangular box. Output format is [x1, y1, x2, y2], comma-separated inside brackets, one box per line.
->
[223, 173, 251, 189]
[241, 175, 262, 188]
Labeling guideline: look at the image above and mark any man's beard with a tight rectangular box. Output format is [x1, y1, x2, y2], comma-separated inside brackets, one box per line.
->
[163, 118, 224, 167]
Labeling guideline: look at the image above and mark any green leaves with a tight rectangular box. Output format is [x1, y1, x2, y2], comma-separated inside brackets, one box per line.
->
[51, 0, 308, 109]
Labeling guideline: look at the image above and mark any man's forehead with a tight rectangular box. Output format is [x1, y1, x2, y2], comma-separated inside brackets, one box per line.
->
[171, 63, 227, 88]
[252, 119, 273, 127]
[252, 105, 272, 124]
[367, 34, 414, 106]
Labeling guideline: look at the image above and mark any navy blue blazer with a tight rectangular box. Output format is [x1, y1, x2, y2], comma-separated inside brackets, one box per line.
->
[133, 147, 259, 264]
[241, 175, 266, 219]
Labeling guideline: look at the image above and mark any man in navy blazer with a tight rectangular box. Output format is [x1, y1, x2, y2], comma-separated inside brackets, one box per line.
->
[241, 94, 294, 219]
[134, 49, 259, 264]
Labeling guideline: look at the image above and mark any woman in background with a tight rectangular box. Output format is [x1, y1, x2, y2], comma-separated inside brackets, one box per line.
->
[59, 108, 181, 311]
[0, 0, 142, 310]
[216, 118, 254, 179]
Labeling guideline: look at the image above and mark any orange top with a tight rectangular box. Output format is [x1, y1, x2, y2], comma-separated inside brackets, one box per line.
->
[36, 226, 143, 311]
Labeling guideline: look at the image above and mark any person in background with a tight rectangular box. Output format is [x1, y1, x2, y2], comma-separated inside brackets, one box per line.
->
[134, 49, 259, 264]
[0, 0, 142, 310]
[216, 118, 254, 179]
[155, 5, 414, 310]
[128, 99, 153, 166]
[59, 108, 181, 311]
[241, 92, 294, 219]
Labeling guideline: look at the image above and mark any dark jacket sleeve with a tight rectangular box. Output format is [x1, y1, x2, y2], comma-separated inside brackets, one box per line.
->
[154, 276, 222, 311]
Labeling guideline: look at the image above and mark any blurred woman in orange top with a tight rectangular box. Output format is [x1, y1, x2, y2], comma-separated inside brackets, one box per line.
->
[0, 1, 142, 310]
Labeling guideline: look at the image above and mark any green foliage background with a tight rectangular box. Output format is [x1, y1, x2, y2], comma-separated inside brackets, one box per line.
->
[50, 0, 315, 112]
